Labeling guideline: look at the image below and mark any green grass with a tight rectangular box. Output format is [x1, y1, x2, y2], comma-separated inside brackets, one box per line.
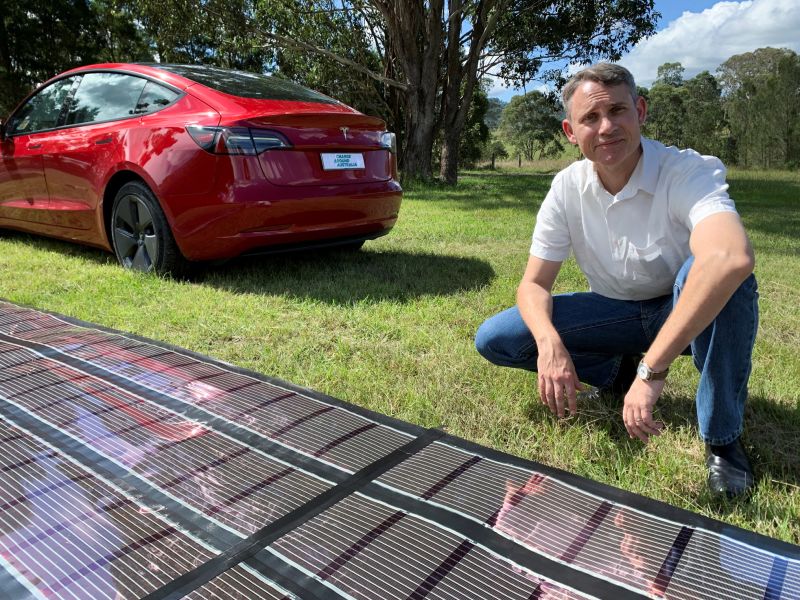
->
[0, 166, 798, 544]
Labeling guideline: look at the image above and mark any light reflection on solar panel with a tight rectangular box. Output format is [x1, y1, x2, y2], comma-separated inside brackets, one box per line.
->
[0, 420, 218, 599]
[0, 301, 798, 600]
[0, 346, 333, 536]
[270, 494, 592, 600]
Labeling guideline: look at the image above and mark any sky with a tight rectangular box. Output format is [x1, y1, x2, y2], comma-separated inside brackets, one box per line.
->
[488, 0, 800, 101]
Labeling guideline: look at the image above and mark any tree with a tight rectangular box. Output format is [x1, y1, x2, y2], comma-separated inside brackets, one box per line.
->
[655, 62, 684, 87]
[683, 71, 726, 158]
[498, 90, 563, 161]
[644, 81, 686, 148]
[485, 97, 507, 129]
[0, 0, 105, 113]
[718, 47, 800, 168]
[484, 137, 508, 169]
[434, 0, 659, 183]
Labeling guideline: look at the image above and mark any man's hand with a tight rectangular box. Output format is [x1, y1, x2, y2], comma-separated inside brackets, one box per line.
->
[537, 342, 583, 418]
[623, 378, 665, 443]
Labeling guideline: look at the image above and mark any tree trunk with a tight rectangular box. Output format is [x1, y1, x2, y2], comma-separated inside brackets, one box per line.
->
[402, 94, 437, 181]
[438, 0, 503, 184]
[372, 0, 444, 182]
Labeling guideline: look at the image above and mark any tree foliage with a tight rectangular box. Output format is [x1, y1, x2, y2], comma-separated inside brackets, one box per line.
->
[498, 90, 563, 161]
[718, 47, 800, 168]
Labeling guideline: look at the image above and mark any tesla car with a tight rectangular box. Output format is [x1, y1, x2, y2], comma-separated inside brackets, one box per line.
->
[0, 63, 401, 274]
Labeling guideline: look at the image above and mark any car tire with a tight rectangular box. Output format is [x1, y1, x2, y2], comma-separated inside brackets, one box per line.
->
[111, 181, 189, 276]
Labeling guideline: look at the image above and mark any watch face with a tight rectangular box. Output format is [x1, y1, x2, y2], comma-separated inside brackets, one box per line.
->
[637, 362, 650, 380]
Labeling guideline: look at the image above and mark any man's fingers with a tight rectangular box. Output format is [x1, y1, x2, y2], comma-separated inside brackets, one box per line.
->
[565, 382, 578, 416]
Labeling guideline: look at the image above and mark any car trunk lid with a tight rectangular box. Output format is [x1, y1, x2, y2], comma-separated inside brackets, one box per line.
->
[243, 112, 392, 186]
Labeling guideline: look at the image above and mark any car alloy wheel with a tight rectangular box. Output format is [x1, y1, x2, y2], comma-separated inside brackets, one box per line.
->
[111, 181, 187, 275]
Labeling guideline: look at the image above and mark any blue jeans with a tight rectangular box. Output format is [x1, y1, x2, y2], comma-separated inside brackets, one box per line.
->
[475, 258, 759, 445]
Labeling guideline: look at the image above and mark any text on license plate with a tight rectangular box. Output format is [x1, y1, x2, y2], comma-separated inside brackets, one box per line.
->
[321, 153, 365, 170]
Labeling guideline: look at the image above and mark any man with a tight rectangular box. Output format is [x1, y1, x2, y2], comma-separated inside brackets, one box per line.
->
[475, 63, 758, 499]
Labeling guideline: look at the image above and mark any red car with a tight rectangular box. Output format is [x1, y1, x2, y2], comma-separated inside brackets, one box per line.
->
[0, 63, 401, 274]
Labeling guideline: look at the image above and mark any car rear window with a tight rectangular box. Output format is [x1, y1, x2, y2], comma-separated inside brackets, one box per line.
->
[149, 64, 339, 104]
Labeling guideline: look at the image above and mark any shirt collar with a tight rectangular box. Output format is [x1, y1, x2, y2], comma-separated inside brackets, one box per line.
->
[617, 137, 658, 199]
[580, 137, 656, 198]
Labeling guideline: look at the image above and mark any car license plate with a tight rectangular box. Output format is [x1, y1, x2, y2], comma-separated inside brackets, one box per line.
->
[321, 153, 365, 170]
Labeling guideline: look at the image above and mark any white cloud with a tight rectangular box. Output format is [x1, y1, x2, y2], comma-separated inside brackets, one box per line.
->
[619, 0, 800, 87]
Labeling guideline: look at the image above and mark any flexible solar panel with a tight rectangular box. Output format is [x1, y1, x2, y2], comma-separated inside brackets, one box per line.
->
[0, 300, 797, 600]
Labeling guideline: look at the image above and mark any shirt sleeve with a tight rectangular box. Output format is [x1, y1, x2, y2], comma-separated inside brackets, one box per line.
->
[669, 153, 737, 229]
[531, 174, 572, 261]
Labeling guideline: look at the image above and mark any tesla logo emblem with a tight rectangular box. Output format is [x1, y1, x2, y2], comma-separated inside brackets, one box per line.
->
[340, 126, 349, 139]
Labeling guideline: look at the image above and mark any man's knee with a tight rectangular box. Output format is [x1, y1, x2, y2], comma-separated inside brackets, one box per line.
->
[474, 317, 501, 362]
[474, 308, 536, 368]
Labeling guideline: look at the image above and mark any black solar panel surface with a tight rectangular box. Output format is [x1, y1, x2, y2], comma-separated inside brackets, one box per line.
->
[0, 300, 797, 600]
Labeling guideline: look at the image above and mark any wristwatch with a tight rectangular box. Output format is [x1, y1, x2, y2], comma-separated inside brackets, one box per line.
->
[636, 360, 669, 381]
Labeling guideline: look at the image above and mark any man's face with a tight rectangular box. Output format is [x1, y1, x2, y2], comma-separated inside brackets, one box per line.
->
[562, 81, 646, 177]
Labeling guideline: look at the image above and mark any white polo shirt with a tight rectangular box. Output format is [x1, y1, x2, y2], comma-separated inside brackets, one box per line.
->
[531, 137, 737, 300]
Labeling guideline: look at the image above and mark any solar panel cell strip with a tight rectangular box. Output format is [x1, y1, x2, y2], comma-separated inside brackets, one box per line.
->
[421, 455, 483, 501]
[0, 439, 218, 599]
[764, 558, 788, 600]
[314, 423, 379, 457]
[662, 529, 781, 600]
[318, 510, 406, 580]
[652, 525, 693, 596]
[185, 564, 294, 600]
[571, 505, 684, 593]
[272, 502, 461, 599]
[137, 428, 444, 600]
[80, 347, 411, 466]
[272, 496, 563, 600]
[378, 442, 710, 597]
[407, 539, 476, 599]
[272, 494, 564, 600]
[229, 391, 296, 420]
[559, 501, 613, 564]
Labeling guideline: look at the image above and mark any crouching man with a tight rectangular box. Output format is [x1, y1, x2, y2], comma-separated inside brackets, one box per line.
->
[475, 63, 758, 499]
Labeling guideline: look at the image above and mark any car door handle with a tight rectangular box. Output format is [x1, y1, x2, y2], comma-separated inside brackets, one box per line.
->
[27, 143, 42, 150]
[94, 138, 113, 145]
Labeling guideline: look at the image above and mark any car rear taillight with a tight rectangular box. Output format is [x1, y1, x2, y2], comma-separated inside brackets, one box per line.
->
[380, 131, 397, 153]
[186, 126, 291, 155]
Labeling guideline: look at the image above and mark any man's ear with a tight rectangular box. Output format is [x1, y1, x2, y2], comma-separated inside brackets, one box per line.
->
[636, 96, 647, 125]
[562, 118, 577, 144]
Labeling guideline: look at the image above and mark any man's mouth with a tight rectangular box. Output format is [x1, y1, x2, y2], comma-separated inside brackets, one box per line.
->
[596, 139, 622, 149]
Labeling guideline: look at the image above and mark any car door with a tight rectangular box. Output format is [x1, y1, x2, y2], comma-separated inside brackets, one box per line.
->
[41, 72, 150, 231]
[0, 77, 76, 224]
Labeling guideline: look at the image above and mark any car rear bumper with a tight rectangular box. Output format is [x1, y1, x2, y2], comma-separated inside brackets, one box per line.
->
[164, 183, 402, 261]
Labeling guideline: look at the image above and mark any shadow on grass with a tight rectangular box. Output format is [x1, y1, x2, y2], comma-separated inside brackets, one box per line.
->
[199, 247, 496, 304]
[0, 230, 112, 264]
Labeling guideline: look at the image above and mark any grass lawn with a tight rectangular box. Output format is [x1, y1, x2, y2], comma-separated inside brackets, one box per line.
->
[0, 165, 798, 545]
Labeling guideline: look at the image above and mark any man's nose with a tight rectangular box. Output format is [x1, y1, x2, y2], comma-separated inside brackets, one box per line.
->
[598, 114, 615, 134]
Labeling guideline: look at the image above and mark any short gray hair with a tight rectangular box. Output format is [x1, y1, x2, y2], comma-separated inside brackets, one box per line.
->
[562, 63, 638, 119]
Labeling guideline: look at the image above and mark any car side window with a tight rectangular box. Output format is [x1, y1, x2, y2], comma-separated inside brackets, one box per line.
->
[65, 73, 148, 126]
[6, 77, 76, 135]
[133, 81, 180, 115]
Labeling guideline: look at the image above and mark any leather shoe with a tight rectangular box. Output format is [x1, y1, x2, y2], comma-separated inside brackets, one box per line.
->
[706, 437, 754, 499]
